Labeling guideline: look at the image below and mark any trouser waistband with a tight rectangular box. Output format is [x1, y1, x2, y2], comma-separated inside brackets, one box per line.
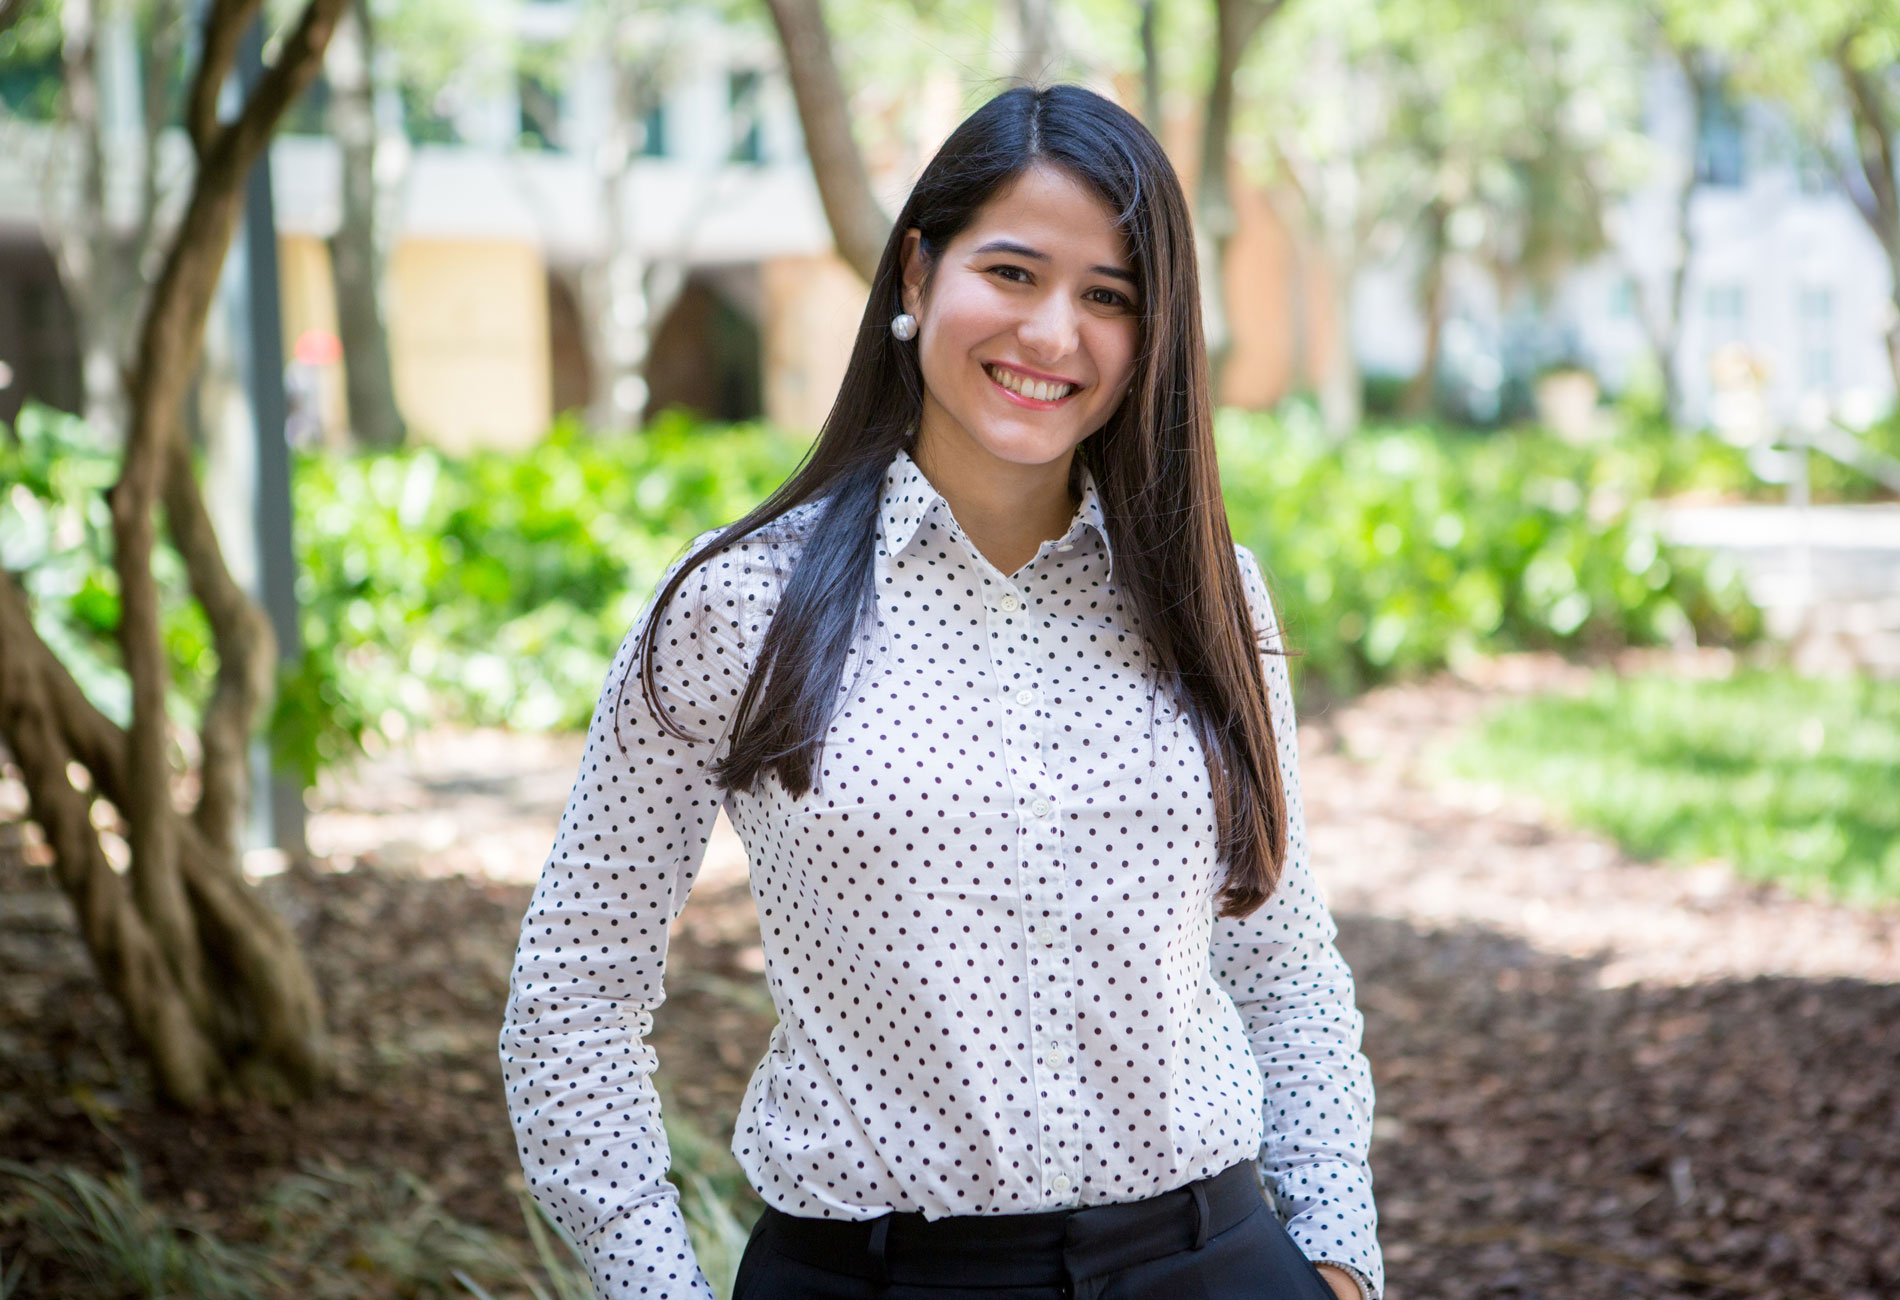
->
[755, 1159, 1267, 1287]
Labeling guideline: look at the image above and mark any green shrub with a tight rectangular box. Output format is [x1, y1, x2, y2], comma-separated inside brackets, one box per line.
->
[1216, 408, 1760, 695]
[286, 409, 809, 776]
[3, 400, 1765, 779]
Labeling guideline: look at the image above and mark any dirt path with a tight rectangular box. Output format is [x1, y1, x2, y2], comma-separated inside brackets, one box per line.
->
[4, 655, 1896, 1298]
[1295, 654, 1900, 1299]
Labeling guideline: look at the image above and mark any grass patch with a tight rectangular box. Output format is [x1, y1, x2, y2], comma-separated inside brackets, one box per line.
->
[1443, 668, 1900, 905]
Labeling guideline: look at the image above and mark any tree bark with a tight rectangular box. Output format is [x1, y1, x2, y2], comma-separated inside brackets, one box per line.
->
[0, 0, 347, 1108]
[762, 0, 889, 284]
[1196, 0, 1286, 395]
[325, 0, 407, 449]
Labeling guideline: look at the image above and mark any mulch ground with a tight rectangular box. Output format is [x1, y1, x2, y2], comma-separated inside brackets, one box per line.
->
[2, 652, 1897, 1299]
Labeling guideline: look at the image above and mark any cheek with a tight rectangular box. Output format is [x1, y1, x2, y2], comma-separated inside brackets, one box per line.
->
[1090, 323, 1141, 401]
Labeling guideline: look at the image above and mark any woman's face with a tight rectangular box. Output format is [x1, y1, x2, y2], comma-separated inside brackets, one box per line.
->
[901, 163, 1141, 475]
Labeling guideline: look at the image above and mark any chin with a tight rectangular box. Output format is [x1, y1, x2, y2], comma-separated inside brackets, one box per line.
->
[967, 421, 1090, 468]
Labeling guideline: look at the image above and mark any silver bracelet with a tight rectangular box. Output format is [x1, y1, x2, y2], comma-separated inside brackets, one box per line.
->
[1313, 1259, 1374, 1300]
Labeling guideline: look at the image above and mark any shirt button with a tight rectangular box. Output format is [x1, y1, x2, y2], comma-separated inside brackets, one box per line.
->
[1015, 688, 1036, 705]
[1051, 1174, 1072, 1195]
[1056, 542, 1074, 552]
[1000, 594, 1022, 612]
[1031, 797, 1052, 818]
[1037, 925, 1056, 946]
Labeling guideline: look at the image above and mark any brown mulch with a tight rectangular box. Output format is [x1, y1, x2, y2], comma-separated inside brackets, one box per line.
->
[3, 651, 1898, 1299]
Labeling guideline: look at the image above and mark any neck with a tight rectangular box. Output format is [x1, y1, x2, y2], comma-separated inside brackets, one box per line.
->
[911, 433, 1080, 578]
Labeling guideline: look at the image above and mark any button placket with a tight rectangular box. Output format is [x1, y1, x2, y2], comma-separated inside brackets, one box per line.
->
[985, 572, 1079, 1207]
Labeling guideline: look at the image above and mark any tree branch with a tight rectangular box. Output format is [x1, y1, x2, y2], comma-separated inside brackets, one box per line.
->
[187, 0, 259, 159]
[1837, 41, 1900, 259]
[163, 438, 277, 852]
[114, 0, 350, 1029]
[221, 0, 351, 180]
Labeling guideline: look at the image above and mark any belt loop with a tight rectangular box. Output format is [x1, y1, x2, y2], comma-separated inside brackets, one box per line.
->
[1189, 1181, 1211, 1250]
[867, 1214, 893, 1283]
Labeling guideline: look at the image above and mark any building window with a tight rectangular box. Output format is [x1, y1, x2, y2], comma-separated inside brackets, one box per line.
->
[1800, 285, 1835, 392]
[729, 70, 763, 164]
[1703, 284, 1746, 343]
[1694, 78, 1746, 188]
[641, 100, 667, 157]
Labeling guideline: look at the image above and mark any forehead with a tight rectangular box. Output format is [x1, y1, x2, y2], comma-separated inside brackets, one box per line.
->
[953, 163, 1129, 263]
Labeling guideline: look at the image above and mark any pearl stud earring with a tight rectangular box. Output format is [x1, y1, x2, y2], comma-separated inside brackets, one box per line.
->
[890, 313, 918, 341]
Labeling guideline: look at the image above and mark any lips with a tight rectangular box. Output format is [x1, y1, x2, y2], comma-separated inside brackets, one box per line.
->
[985, 363, 1078, 404]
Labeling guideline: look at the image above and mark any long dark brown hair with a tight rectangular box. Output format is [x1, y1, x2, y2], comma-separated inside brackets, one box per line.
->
[621, 83, 1290, 918]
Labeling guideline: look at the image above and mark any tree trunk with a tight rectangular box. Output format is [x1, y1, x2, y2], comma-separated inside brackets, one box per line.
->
[1009, 0, 1056, 86]
[1634, 44, 1708, 425]
[0, 0, 348, 1108]
[587, 48, 657, 434]
[1196, 0, 1286, 395]
[48, 0, 131, 445]
[1400, 199, 1448, 418]
[1137, 0, 1162, 133]
[326, 0, 406, 449]
[763, 0, 889, 284]
[1319, 234, 1362, 435]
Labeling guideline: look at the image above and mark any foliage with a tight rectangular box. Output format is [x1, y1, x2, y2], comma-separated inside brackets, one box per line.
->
[1217, 405, 1762, 695]
[5, 401, 1781, 779]
[1443, 668, 1900, 905]
[0, 1159, 279, 1300]
[0, 404, 216, 731]
[0, 1108, 762, 1300]
[284, 409, 810, 775]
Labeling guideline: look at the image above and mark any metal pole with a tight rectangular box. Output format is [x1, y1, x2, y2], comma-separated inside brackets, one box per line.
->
[235, 15, 308, 861]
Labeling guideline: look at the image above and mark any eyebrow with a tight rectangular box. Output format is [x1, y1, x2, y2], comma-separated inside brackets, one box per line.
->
[971, 239, 1137, 285]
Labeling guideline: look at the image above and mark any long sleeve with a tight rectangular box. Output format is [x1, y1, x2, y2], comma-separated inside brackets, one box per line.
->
[1209, 544, 1383, 1297]
[499, 528, 768, 1300]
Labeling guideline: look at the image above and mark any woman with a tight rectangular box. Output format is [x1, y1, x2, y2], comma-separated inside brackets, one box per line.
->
[500, 84, 1381, 1300]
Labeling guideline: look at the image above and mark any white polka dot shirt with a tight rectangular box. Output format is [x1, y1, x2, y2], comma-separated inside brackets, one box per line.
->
[500, 446, 1381, 1299]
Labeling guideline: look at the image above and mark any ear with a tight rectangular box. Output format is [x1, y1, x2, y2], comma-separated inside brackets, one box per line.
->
[898, 228, 928, 317]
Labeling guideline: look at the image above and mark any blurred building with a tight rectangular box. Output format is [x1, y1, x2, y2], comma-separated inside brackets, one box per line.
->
[0, 18, 1893, 442]
[0, 3, 859, 448]
[1353, 54, 1896, 432]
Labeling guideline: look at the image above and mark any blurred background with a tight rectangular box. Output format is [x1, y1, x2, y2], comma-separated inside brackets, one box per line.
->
[0, 0, 1896, 1297]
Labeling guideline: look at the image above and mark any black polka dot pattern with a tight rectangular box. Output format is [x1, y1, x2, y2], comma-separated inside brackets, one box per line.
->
[499, 447, 1382, 1299]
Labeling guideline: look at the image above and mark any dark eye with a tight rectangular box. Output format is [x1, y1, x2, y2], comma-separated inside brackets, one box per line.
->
[1087, 287, 1134, 309]
[988, 264, 1032, 283]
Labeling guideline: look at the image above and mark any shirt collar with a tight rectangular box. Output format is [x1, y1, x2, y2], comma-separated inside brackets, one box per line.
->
[878, 445, 1116, 577]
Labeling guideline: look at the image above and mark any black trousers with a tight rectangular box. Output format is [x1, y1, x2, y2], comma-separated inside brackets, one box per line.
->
[730, 1160, 1338, 1300]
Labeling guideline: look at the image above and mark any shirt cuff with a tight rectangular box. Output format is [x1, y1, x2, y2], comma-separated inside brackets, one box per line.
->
[1313, 1259, 1376, 1300]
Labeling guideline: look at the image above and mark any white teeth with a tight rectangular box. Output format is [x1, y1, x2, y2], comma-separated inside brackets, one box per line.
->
[989, 366, 1073, 402]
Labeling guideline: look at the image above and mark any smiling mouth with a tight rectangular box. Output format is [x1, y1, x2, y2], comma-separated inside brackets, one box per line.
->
[985, 364, 1078, 404]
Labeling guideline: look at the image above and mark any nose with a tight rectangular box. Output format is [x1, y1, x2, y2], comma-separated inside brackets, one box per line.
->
[1017, 290, 1079, 363]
